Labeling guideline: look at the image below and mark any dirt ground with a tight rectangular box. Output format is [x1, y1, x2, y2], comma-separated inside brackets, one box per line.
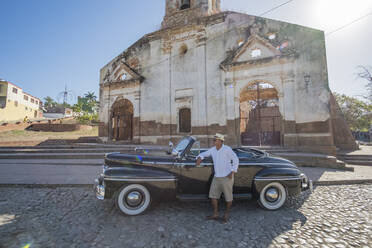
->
[0, 126, 98, 146]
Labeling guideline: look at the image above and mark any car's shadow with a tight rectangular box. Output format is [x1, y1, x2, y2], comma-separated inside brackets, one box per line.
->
[105, 189, 313, 247]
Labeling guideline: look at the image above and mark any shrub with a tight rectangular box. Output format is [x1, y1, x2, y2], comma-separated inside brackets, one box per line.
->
[76, 113, 98, 125]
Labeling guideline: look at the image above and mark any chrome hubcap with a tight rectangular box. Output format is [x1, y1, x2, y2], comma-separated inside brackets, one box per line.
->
[126, 191, 143, 207]
[265, 188, 279, 202]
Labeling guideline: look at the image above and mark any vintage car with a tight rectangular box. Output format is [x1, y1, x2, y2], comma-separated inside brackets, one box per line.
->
[94, 136, 312, 215]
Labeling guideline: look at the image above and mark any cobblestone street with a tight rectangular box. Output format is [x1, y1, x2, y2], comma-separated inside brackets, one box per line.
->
[0, 184, 371, 248]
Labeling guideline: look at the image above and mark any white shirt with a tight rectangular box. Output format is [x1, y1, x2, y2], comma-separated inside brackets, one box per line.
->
[197, 144, 239, 178]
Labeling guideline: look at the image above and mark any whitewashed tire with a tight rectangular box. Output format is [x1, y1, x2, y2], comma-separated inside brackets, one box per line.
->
[258, 182, 287, 211]
[116, 184, 151, 216]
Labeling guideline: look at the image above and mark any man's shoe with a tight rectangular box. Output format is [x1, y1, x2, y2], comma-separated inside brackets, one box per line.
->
[220, 216, 229, 224]
[205, 215, 219, 221]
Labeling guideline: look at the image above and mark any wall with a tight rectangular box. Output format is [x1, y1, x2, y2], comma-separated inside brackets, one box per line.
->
[99, 10, 343, 153]
[0, 82, 41, 122]
[28, 124, 92, 132]
[329, 94, 358, 150]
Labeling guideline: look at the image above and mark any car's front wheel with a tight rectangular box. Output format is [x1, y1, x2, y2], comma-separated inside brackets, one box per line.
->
[116, 184, 151, 216]
[258, 182, 287, 210]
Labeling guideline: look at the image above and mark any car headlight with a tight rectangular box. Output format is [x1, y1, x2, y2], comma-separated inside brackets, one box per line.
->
[300, 173, 308, 188]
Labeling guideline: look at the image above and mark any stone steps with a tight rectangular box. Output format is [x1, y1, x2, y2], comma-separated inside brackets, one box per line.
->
[0, 159, 104, 166]
[0, 148, 135, 154]
[337, 154, 372, 166]
[0, 144, 351, 170]
[272, 152, 349, 170]
[0, 153, 106, 160]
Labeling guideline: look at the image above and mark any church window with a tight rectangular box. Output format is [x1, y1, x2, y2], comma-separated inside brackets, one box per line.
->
[180, 0, 190, 10]
[179, 108, 191, 133]
[251, 49, 262, 58]
[120, 73, 127, 80]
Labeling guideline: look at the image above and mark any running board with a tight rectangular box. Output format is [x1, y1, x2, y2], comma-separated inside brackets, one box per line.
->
[177, 193, 252, 201]
[177, 194, 209, 201]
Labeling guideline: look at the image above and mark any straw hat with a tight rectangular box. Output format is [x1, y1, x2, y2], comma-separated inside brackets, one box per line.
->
[213, 133, 225, 141]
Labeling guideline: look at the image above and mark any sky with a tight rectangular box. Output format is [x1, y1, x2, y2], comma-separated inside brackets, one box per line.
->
[0, 0, 372, 104]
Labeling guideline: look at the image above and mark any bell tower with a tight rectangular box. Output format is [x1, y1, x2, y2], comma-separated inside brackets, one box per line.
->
[162, 0, 221, 29]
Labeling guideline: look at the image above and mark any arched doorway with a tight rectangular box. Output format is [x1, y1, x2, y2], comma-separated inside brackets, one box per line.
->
[240, 82, 282, 146]
[111, 98, 133, 141]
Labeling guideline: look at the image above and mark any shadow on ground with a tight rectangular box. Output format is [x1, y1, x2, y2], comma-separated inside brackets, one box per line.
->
[0, 187, 312, 248]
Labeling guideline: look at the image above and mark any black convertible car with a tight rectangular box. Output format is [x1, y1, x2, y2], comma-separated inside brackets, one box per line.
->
[94, 136, 312, 215]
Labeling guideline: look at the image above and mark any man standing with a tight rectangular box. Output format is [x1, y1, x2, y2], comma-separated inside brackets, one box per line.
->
[196, 133, 239, 223]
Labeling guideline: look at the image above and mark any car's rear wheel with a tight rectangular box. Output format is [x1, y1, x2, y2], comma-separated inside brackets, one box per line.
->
[116, 184, 151, 216]
[258, 182, 287, 210]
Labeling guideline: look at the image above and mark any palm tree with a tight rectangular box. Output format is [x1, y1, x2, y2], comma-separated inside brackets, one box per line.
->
[84, 92, 97, 103]
[43, 96, 56, 112]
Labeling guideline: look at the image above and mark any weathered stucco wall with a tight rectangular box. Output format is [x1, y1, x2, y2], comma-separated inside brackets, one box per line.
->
[98, 4, 353, 153]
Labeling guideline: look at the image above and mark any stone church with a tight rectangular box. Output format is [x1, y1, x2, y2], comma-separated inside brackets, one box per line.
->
[99, 0, 356, 155]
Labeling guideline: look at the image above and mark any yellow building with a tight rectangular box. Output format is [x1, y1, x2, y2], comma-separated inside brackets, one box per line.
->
[0, 80, 42, 122]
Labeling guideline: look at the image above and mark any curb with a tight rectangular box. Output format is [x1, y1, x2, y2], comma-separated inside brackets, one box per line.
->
[313, 179, 372, 186]
[0, 162, 102, 166]
[1, 180, 372, 188]
[0, 184, 93, 188]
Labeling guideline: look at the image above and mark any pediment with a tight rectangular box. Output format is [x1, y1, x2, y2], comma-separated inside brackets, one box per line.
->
[112, 62, 143, 82]
[220, 34, 281, 70]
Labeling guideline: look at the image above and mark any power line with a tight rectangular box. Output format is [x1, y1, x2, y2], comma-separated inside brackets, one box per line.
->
[326, 11, 372, 36]
[259, 0, 296, 17]
[111, 3, 370, 74]
[108, 2, 296, 74]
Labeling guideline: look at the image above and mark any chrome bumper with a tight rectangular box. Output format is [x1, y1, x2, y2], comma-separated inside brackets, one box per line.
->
[94, 177, 105, 200]
[300, 173, 313, 192]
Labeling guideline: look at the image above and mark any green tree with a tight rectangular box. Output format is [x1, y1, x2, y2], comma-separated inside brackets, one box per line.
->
[43, 96, 56, 111]
[72, 92, 99, 123]
[72, 101, 83, 113]
[357, 65, 372, 102]
[84, 91, 97, 103]
[334, 92, 372, 131]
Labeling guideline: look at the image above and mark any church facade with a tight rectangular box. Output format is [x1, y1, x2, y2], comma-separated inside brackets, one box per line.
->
[99, 0, 356, 155]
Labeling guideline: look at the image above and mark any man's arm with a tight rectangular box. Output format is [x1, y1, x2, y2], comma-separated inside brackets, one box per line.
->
[196, 148, 213, 166]
[227, 147, 239, 179]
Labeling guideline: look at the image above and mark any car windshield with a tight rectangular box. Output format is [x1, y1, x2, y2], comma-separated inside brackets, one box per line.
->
[187, 141, 201, 157]
[174, 138, 190, 153]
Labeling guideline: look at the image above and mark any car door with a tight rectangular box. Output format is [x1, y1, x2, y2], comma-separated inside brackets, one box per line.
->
[176, 154, 214, 195]
[233, 148, 265, 194]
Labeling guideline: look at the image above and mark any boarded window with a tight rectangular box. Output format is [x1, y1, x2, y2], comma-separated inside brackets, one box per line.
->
[179, 108, 191, 133]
